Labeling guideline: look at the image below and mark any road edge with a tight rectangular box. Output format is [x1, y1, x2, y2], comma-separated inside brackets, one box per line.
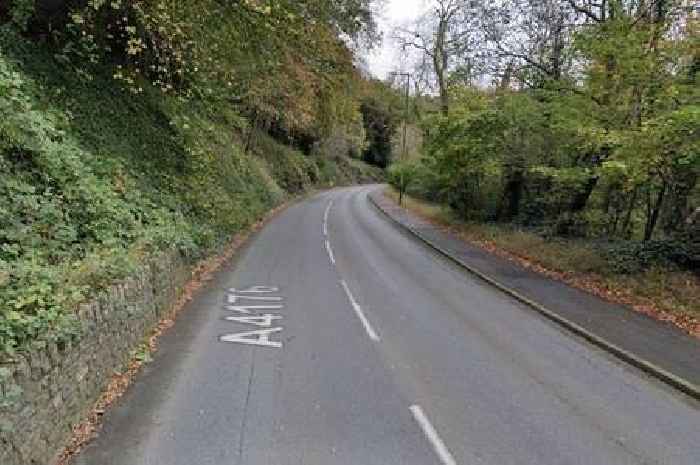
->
[54, 188, 339, 465]
[368, 190, 700, 401]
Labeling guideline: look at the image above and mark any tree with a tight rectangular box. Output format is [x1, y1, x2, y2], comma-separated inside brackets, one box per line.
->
[388, 160, 420, 205]
[360, 92, 399, 168]
[411, 0, 698, 247]
[394, 0, 479, 115]
[479, 0, 576, 86]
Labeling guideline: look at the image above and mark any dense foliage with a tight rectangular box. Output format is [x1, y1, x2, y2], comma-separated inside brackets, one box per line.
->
[392, 0, 699, 272]
[360, 96, 397, 168]
[0, 1, 384, 357]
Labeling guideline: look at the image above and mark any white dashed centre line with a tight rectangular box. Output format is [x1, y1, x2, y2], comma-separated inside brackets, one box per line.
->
[409, 405, 457, 465]
[322, 200, 333, 237]
[340, 280, 380, 342]
[325, 239, 336, 265]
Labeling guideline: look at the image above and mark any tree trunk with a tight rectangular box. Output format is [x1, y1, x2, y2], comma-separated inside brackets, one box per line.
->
[550, 10, 565, 81]
[621, 187, 638, 239]
[497, 169, 524, 221]
[603, 183, 619, 235]
[437, 71, 449, 115]
[644, 182, 667, 241]
[433, 17, 449, 116]
[244, 110, 259, 155]
[569, 176, 599, 213]
[499, 61, 514, 90]
[609, 207, 621, 236]
[662, 173, 697, 233]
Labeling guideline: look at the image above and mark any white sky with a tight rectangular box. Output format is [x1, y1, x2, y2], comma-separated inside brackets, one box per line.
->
[366, 0, 427, 79]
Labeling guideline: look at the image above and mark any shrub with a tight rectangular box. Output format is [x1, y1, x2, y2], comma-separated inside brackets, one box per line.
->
[603, 239, 695, 274]
[388, 160, 420, 204]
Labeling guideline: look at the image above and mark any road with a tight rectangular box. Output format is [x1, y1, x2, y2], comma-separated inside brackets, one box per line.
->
[74, 186, 699, 465]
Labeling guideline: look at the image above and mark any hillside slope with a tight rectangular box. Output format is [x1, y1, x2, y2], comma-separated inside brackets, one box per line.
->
[0, 29, 382, 358]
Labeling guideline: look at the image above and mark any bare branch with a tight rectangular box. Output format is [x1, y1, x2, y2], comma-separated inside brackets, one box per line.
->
[494, 42, 554, 77]
[565, 0, 602, 23]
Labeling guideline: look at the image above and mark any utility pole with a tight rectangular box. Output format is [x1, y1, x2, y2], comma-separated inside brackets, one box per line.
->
[388, 71, 411, 205]
[389, 72, 411, 161]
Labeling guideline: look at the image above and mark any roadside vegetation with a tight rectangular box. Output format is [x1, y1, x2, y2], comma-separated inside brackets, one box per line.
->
[0, 1, 391, 358]
[386, 189, 699, 333]
[388, 1, 698, 328]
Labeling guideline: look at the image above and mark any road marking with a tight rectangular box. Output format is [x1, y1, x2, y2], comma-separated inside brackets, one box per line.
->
[340, 280, 379, 342]
[219, 285, 285, 348]
[322, 200, 333, 237]
[224, 305, 284, 314]
[220, 327, 283, 348]
[227, 294, 283, 304]
[224, 314, 282, 327]
[229, 286, 279, 294]
[325, 239, 336, 265]
[409, 405, 457, 465]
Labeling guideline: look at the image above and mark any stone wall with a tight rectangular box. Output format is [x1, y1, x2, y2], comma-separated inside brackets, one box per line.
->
[0, 251, 191, 465]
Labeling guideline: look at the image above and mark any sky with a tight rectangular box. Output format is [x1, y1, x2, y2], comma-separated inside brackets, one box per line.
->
[366, 0, 426, 79]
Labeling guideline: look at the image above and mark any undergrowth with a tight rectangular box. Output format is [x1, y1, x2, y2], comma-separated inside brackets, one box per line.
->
[0, 29, 380, 358]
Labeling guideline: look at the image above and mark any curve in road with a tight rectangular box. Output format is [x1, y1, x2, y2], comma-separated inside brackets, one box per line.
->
[74, 186, 700, 465]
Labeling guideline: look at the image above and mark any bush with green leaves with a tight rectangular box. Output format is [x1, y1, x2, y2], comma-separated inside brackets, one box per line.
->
[603, 239, 697, 275]
[387, 160, 420, 204]
[0, 31, 201, 356]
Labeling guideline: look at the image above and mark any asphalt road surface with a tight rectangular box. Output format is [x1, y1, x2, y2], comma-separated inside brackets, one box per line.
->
[75, 186, 700, 465]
